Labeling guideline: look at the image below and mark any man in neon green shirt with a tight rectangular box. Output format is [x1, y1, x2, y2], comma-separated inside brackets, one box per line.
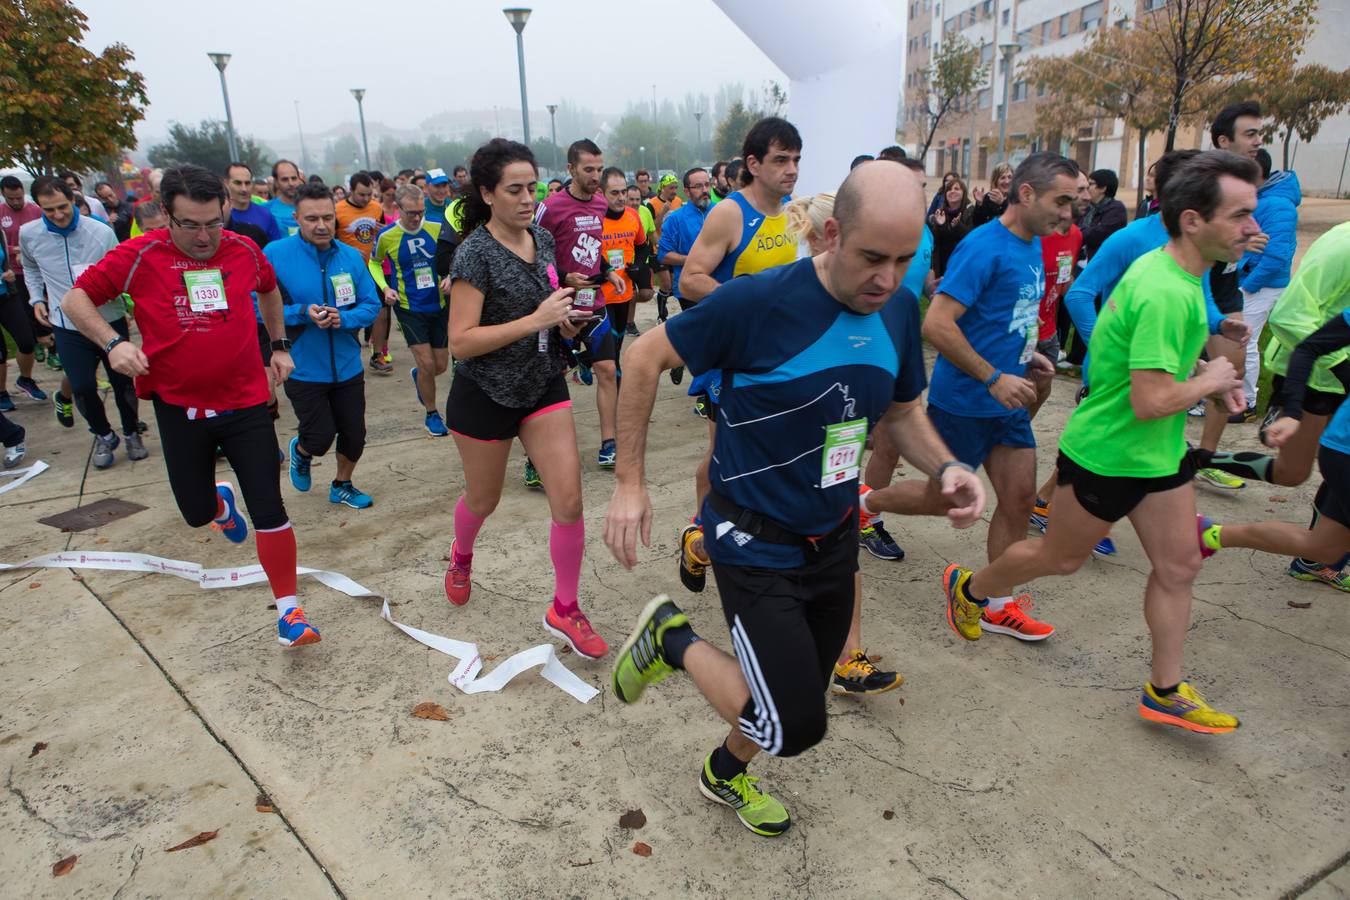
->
[944, 150, 1261, 735]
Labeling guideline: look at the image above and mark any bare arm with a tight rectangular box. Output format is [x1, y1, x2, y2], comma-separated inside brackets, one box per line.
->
[922, 293, 1041, 409]
[1130, 360, 1242, 420]
[63, 287, 149, 376]
[659, 249, 689, 268]
[447, 279, 575, 359]
[875, 399, 986, 528]
[257, 287, 294, 384]
[677, 201, 740, 302]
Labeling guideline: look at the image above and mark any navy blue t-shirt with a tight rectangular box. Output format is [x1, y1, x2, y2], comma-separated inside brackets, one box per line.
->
[929, 219, 1044, 418]
[666, 257, 926, 568]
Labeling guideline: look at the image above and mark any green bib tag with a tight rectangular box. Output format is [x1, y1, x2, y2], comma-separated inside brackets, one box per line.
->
[331, 272, 356, 307]
[184, 269, 227, 313]
[821, 418, 867, 488]
[607, 248, 625, 270]
[414, 264, 435, 291]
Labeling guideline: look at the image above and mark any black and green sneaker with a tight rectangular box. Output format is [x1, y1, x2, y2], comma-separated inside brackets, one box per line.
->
[611, 595, 688, 704]
[523, 458, 542, 490]
[698, 755, 791, 836]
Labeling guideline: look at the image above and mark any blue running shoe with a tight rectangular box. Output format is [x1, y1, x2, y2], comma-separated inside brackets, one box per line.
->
[1093, 536, 1117, 557]
[598, 439, 616, 469]
[0, 392, 13, 412]
[15, 376, 46, 401]
[212, 481, 249, 543]
[330, 481, 373, 509]
[288, 436, 311, 492]
[425, 410, 449, 436]
[277, 606, 322, 647]
[411, 366, 423, 407]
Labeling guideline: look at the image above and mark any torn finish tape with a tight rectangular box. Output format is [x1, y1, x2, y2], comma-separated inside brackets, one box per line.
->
[0, 549, 598, 703]
[0, 460, 49, 495]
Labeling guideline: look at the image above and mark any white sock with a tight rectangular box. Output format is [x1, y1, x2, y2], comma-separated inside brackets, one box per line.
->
[985, 595, 1012, 613]
[275, 595, 298, 619]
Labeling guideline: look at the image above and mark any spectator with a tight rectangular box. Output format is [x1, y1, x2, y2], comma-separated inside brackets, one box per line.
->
[928, 170, 959, 216]
[971, 162, 1012, 226]
[1136, 162, 1158, 220]
[1079, 168, 1128, 259]
[928, 175, 973, 279]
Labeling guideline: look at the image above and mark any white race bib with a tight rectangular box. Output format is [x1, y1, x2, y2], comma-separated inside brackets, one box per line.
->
[414, 265, 435, 291]
[184, 269, 227, 313]
[820, 419, 867, 488]
[331, 272, 356, 307]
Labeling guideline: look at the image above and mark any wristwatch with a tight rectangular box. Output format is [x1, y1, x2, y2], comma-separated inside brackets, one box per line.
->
[936, 460, 975, 480]
[270, 338, 293, 352]
[104, 336, 126, 354]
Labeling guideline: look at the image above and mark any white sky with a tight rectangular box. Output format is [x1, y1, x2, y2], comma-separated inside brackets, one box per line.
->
[77, 0, 788, 146]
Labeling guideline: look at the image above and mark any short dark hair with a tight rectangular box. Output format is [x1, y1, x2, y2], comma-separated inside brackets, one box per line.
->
[635, 169, 650, 179]
[742, 117, 802, 183]
[1088, 168, 1119, 198]
[307, 174, 325, 184]
[412, 173, 427, 185]
[94, 180, 113, 192]
[567, 139, 602, 165]
[225, 161, 252, 179]
[1009, 152, 1079, 201]
[710, 161, 726, 178]
[294, 182, 334, 207]
[161, 164, 227, 216]
[724, 158, 746, 188]
[1255, 147, 1273, 179]
[133, 200, 165, 229]
[57, 170, 82, 187]
[453, 166, 468, 177]
[601, 165, 627, 189]
[398, 168, 415, 179]
[368, 170, 385, 183]
[1152, 149, 1201, 201]
[1160, 150, 1260, 238]
[271, 159, 299, 180]
[0, 175, 23, 192]
[899, 158, 926, 173]
[682, 166, 708, 189]
[548, 178, 563, 187]
[1210, 101, 1261, 148]
[30, 176, 72, 203]
[349, 171, 374, 190]
[850, 154, 876, 170]
[878, 145, 906, 161]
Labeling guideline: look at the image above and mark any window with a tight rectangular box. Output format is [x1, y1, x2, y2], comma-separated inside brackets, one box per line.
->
[981, 42, 994, 64]
[1016, 27, 1032, 45]
[979, 88, 992, 109]
[944, 15, 957, 32]
[1081, 1, 1103, 30]
[1042, 21, 1052, 41]
[1059, 13, 1070, 36]
[924, 0, 932, 10]
[1002, 7, 1010, 24]
[922, 30, 930, 47]
[1143, 0, 1166, 9]
[1012, 81, 1028, 101]
[982, 0, 992, 16]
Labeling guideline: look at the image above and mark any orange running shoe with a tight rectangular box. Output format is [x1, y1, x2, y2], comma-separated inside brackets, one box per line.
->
[544, 604, 609, 658]
[979, 594, 1055, 641]
[444, 541, 472, 606]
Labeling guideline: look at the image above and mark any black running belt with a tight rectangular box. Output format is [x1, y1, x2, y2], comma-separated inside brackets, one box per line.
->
[706, 491, 854, 551]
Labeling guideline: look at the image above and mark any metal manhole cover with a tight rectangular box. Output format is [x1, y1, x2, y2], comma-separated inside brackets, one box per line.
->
[38, 498, 147, 532]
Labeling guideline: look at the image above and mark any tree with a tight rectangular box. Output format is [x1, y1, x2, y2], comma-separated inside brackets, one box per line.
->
[1258, 63, 1350, 169]
[147, 121, 271, 175]
[713, 101, 759, 161]
[608, 114, 682, 173]
[911, 35, 985, 161]
[0, 0, 148, 175]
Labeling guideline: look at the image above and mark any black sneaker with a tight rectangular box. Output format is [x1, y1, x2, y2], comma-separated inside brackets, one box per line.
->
[859, 520, 905, 561]
[831, 650, 903, 695]
[671, 366, 684, 385]
[1227, 404, 1258, 424]
[626, 322, 639, 337]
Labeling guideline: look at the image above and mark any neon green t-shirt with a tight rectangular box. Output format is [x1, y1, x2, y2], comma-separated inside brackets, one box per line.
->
[1059, 248, 1208, 477]
[1263, 221, 1350, 395]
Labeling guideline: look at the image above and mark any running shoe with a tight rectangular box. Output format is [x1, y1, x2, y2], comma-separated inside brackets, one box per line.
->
[1092, 536, 1118, 557]
[626, 322, 639, 337]
[33, 344, 45, 363]
[698, 755, 791, 837]
[136, 420, 148, 434]
[3, 441, 26, 468]
[678, 523, 708, 593]
[611, 594, 688, 703]
[330, 482, 373, 509]
[980, 594, 1055, 641]
[381, 349, 393, 366]
[92, 432, 119, 469]
[1227, 404, 1258, 424]
[425, 411, 449, 437]
[543, 604, 608, 658]
[1186, 401, 1208, 418]
[1197, 514, 1221, 559]
[369, 352, 392, 374]
[444, 541, 472, 606]
[124, 432, 149, 461]
[942, 563, 984, 641]
[53, 391, 74, 428]
[288, 436, 311, 491]
[96, 376, 110, 390]
[1287, 558, 1350, 592]
[411, 366, 423, 407]
[598, 439, 616, 469]
[0, 391, 12, 412]
[576, 360, 593, 386]
[693, 393, 710, 419]
[1138, 681, 1239, 734]
[46, 351, 62, 371]
[671, 366, 685, 385]
[1196, 467, 1245, 491]
[277, 607, 322, 647]
[211, 481, 249, 543]
[859, 521, 905, 561]
[831, 650, 903, 695]
[1028, 498, 1051, 534]
[523, 458, 543, 489]
[16, 376, 47, 401]
[1259, 404, 1284, 447]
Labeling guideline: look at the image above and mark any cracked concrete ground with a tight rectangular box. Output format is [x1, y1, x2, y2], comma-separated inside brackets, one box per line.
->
[2, 207, 1348, 898]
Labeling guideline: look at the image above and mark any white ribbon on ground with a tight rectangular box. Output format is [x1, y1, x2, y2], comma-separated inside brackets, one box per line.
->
[0, 460, 48, 495]
[0, 549, 597, 703]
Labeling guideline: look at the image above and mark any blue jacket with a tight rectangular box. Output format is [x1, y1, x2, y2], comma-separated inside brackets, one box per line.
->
[657, 202, 710, 298]
[264, 235, 381, 383]
[1240, 170, 1301, 293]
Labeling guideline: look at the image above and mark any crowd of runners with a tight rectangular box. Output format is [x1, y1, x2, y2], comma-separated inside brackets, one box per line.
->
[2, 95, 1347, 837]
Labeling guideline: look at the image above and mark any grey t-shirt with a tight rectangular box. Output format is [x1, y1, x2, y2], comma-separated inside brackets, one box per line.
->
[450, 224, 567, 407]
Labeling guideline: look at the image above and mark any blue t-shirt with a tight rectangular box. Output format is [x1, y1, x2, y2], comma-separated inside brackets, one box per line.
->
[900, 224, 933, 299]
[266, 198, 298, 237]
[929, 219, 1044, 418]
[233, 201, 284, 244]
[657, 202, 709, 298]
[666, 257, 926, 568]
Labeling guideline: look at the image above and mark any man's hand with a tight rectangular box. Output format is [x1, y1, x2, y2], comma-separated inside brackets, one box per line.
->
[1027, 351, 1055, 377]
[33, 301, 50, 327]
[988, 373, 1038, 409]
[563, 272, 590, 289]
[1196, 356, 1244, 413]
[108, 340, 149, 377]
[939, 466, 986, 528]
[1247, 232, 1270, 254]
[1219, 316, 1252, 344]
[604, 482, 653, 570]
[269, 349, 294, 386]
[0, 269, 13, 283]
[382, 287, 399, 306]
[307, 304, 330, 327]
[1263, 415, 1299, 447]
[606, 270, 625, 294]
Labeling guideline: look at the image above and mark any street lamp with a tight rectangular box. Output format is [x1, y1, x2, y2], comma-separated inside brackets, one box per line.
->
[651, 84, 660, 176]
[640, 145, 646, 170]
[206, 52, 240, 162]
[694, 111, 704, 148]
[969, 39, 987, 180]
[503, 8, 532, 145]
[996, 42, 1020, 165]
[294, 100, 310, 171]
[350, 89, 370, 170]
[546, 103, 559, 174]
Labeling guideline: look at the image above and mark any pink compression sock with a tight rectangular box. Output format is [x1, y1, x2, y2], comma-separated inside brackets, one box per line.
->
[453, 496, 487, 564]
[550, 517, 584, 615]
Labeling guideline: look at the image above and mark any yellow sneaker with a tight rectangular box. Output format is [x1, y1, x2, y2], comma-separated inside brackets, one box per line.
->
[678, 523, 709, 593]
[942, 564, 983, 641]
[832, 650, 903, 695]
[1138, 682, 1240, 734]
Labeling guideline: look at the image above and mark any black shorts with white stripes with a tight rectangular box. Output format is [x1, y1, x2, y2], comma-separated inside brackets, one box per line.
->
[711, 535, 857, 758]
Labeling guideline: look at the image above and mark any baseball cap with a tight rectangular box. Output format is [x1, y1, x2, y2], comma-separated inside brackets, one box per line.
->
[427, 168, 450, 185]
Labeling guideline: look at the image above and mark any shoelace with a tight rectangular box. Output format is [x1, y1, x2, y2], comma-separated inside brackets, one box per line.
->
[282, 607, 308, 627]
[728, 772, 764, 804]
[842, 651, 877, 679]
[561, 609, 596, 638]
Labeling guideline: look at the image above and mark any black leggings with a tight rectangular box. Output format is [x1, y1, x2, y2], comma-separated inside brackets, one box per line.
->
[283, 374, 367, 460]
[606, 302, 632, 356]
[53, 320, 139, 437]
[0, 294, 35, 360]
[152, 397, 287, 529]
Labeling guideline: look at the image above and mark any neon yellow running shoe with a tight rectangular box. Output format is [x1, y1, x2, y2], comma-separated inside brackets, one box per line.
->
[698, 755, 791, 836]
[942, 564, 984, 640]
[1196, 467, 1245, 491]
[611, 595, 688, 704]
[1138, 682, 1240, 734]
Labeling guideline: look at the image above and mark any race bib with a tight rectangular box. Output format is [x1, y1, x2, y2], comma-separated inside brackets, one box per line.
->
[331, 272, 356, 307]
[574, 288, 596, 309]
[184, 269, 227, 313]
[821, 419, 867, 488]
[607, 249, 625, 271]
[1020, 323, 1038, 364]
[1056, 253, 1073, 284]
[414, 265, 435, 291]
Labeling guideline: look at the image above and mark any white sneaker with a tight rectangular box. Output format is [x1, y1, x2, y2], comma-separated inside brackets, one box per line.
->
[3, 442, 25, 468]
[1186, 401, 1207, 417]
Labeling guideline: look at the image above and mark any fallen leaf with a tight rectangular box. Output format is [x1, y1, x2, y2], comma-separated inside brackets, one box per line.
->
[1287, 600, 1312, 609]
[1269, 495, 1288, 503]
[572, 740, 581, 748]
[52, 855, 77, 876]
[898, 696, 906, 706]
[70, 575, 83, 582]
[411, 702, 451, 721]
[632, 841, 652, 857]
[29, 742, 47, 758]
[618, 809, 647, 829]
[95, 537, 109, 544]
[868, 654, 883, 664]
[483, 654, 499, 662]
[165, 831, 218, 852]
[569, 858, 595, 867]
[255, 792, 274, 813]
[559, 644, 572, 655]
[28, 582, 40, 589]
[883, 810, 895, 820]
[196, 535, 211, 543]
[338, 521, 347, 528]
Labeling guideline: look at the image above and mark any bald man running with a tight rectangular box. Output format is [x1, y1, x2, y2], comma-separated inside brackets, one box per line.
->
[601, 162, 986, 838]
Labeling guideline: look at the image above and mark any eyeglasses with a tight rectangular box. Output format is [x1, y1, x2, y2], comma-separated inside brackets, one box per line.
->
[170, 216, 224, 233]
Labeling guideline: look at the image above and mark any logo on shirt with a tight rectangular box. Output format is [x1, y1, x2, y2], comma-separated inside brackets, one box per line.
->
[747, 217, 762, 227]
[714, 521, 755, 546]
[573, 231, 602, 268]
[755, 232, 790, 252]
[849, 335, 872, 349]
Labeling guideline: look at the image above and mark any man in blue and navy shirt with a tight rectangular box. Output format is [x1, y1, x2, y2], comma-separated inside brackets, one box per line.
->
[601, 163, 985, 839]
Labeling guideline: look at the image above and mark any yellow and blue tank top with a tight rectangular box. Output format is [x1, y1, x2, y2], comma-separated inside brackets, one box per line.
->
[369, 220, 444, 312]
[710, 191, 796, 283]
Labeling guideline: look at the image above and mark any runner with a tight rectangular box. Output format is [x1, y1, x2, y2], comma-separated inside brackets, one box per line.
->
[370, 185, 451, 436]
[60, 164, 319, 648]
[221, 200, 280, 418]
[944, 150, 1259, 733]
[268, 182, 382, 510]
[673, 117, 802, 593]
[224, 162, 284, 243]
[1, 176, 54, 374]
[424, 169, 452, 225]
[21, 176, 146, 466]
[0, 228, 47, 412]
[603, 162, 984, 836]
[266, 160, 303, 237]
[596, 167, 649, 356]
[332, 172, 392, 376]
[1028, 170, 1086, 419]
[443, 137, 607, 658]
[654, 166, 713, 382]
[624, 183, 657, 314]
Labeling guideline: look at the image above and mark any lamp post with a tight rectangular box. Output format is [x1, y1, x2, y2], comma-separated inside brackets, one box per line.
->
[694, 111, 704, 149]
[996, 42, 1020, 165]
[968, 39, 986, 180]
[350, 89, 370, 170]
[546, 103, 559, 174]
[206, 53, 239, 161]
[294, 100, 310, 171]
[640, 145, 646, 171]
[503, 8, 532, 145]
[651, 84, 660, 176]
